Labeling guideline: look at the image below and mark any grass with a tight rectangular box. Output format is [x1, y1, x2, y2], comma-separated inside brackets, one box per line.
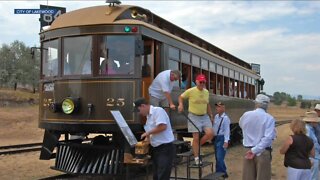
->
[0, 88, 39, 103]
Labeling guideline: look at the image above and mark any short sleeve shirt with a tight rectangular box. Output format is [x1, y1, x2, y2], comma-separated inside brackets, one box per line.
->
[144, 106, 174, 147]
[181, 87, 209, 115]
[148, 70, 173, 100]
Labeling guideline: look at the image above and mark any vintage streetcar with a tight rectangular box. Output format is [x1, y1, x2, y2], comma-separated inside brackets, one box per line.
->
[38, 2, 262, 175]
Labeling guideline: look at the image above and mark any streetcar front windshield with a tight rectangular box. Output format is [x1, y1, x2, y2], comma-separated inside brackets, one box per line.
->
[63, 36, 92, 76]
[42, 39, 58, 77]
[99, 35, 135, 75]
[41, 35, 135, 77]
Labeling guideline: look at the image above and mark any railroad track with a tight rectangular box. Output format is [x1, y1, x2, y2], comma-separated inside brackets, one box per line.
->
[0, 121, 290, 156]
[0, 138, 94, 156]
[275, 120, 292, 127]
[0, 142, 42, 155]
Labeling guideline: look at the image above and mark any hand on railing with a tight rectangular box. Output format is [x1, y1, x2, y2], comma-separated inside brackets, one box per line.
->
[169, 103, 176, 110]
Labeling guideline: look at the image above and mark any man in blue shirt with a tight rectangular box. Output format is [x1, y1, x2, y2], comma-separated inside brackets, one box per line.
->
[313, 104, 320, 143]
[304, 111, 320, 180]
[212, 102, 230, 178]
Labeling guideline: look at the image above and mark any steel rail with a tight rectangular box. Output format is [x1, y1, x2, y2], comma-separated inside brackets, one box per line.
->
[0, 138, 94, 155]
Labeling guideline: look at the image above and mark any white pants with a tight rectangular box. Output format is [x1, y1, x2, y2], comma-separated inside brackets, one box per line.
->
[287, 166, 311, 180]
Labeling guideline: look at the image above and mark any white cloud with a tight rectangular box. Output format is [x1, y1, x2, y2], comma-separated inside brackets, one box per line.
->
[305, 64, 320, 71]
[1, 1, 320, 98]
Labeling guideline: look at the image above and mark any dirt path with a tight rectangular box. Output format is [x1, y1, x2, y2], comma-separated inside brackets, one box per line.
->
[0, 104, 307, 179]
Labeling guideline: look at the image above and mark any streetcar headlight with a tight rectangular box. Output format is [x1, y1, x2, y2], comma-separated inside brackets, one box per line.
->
[61, 97, 80, 114]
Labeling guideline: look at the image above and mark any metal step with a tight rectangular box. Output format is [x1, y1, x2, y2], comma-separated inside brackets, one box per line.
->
[202, 172, 225, 180]
[188, 161, 213, 168]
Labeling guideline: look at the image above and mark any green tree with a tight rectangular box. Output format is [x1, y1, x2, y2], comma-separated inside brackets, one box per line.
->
[300, 100, 311, 109]
[0, 41, 39, 92]
[0, 44, 15, 87]
[297, 95, 303, 101]
[273, 92, 283, 105]
[280, 92, 288, 102]
[287, 96, 297, 106]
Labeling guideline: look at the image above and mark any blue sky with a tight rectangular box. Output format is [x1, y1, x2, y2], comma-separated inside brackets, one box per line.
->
[1, 1, 320, 99]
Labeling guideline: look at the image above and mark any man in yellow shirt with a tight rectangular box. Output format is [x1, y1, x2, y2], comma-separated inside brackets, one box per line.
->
[178, 74, 214, 165]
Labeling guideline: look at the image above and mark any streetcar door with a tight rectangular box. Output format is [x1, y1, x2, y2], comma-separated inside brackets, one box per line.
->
[141, 39, 161, 100]
[141, 40, 153, 100]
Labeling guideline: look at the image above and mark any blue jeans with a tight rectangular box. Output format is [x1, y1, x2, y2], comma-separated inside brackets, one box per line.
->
[310, 158, 319, 180]
[214, 135, 227, 174]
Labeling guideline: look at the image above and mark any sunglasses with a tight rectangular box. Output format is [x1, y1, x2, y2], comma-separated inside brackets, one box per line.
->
[199, 81, 206, 84]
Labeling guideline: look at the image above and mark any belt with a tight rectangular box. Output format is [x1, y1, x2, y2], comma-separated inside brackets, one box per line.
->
[190, 112, 206, 116]
[244, 146, 272, 151]
[154, 142, 173, 149]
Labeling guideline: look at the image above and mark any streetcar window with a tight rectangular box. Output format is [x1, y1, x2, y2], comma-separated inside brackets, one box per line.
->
[99, 35, 135, 75]
[224, 76, 229, 96]
[181, 63, 193, 89]
[63, 36, 92, 75]
[229, 79, 234, 97]
[201, 58, 208, 70]
[223, 67, 229, 77]
[229, 70, 234, 79]
[141, 41, 152, 77]
[141, 44, 151, 77]
[217, 74, 223, 95]
[210, 72, 217, 94]
[192, 66, 201, 83]
[217, 65, 223, 75]
[181, 51, 190, 64]
[168, 59, 180, 88]
[202, 69, 209, 89]
[240, 73, 244, 81]
[168, 46, 179, 60]
[234, 81, 239, 97]
[191, 55, 200, 67]
[209, 62, 216, 73]
[235, 71, 239, 80]
[42, 39, 58, 77]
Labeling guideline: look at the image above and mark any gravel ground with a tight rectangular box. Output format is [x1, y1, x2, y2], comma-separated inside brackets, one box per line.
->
[0, 124, 289, 180]
[0, 104, 305, 179]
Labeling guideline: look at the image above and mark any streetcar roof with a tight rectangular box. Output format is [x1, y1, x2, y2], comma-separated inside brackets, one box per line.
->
[46, 5, 257, 76]
[49, 5, 134, 30]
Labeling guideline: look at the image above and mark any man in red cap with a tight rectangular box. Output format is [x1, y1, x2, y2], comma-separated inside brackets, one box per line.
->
[178, 74, 214, 165]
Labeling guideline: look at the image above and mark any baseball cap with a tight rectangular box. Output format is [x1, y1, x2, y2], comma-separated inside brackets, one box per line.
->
[255, 94, 270, 104]
[133, 98, 148, 112]
[315, 104, 320, 111]
[196, 74, 206, 82]
[215, 101, 225, 107]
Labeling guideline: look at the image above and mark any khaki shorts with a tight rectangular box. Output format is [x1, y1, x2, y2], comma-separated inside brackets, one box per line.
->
[187, 113, 212, 133]
[149, 96, 169, 108]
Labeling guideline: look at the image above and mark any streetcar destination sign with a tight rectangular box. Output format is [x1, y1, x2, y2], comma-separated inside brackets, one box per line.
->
[14, 9, 57, 14]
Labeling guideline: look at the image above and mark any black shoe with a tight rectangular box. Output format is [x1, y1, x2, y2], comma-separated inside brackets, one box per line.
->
[222, 173, 229, 178]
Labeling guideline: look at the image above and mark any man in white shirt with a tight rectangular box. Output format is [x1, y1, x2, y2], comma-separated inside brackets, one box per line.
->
[213, 102, 230, 178]
[133, 98, 175, 180]
[148, 70, 181, 110]
[239, 94, 276, 180]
